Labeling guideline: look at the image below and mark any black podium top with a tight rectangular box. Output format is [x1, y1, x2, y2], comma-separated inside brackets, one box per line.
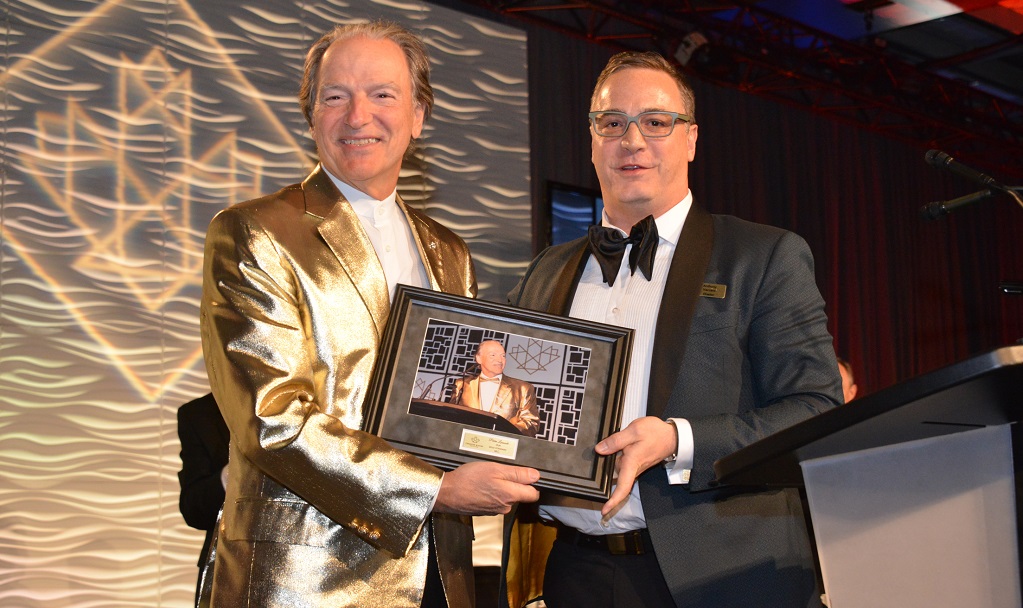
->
[408, 398, 523, 435]
[714, 345, 1023, 487]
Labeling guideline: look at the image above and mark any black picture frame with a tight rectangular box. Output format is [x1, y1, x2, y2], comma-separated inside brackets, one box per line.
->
[365, 285, 633, 501]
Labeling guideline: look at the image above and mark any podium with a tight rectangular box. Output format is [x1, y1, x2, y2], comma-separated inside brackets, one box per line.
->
[714, 345, 1023, 608]
[408, 398, 524, 435]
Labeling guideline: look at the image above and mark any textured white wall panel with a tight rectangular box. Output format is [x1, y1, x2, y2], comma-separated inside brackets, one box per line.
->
[0, 0, 529, 605]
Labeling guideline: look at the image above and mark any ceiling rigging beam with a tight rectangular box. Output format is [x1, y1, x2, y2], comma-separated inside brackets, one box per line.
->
[453, 0, 1023, 180]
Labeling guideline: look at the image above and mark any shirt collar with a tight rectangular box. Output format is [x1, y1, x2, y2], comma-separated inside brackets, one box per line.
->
[322, 166, 398, 218]
[601, 190, 693, 247]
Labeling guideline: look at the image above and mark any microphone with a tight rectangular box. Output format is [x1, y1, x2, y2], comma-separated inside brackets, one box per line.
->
[925, 150, 1006, 191]
[451, 362, 480, 404]
[919, 189, 994, 220]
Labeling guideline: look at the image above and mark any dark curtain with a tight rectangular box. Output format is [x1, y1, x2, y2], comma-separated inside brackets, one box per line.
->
[527, 27, 1023, 396]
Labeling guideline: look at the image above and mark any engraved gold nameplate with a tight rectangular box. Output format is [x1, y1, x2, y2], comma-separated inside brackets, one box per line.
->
[460, 428, 519, 460]
[700, 283, 727, 298]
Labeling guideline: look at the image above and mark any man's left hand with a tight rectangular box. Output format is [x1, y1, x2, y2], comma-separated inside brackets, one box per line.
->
[595, 416, 677, 518]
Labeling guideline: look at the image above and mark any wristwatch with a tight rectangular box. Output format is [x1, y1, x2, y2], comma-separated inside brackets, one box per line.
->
[663, 418, 679, 464]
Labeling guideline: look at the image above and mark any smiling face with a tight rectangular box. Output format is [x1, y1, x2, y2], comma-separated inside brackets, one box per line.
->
[475, 340, 507, 378]
[590, 67, 698, 229]
[310, 35, 425, 199]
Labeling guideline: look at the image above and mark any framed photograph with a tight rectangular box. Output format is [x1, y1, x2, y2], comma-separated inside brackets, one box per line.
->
[365, 285, 633, 501]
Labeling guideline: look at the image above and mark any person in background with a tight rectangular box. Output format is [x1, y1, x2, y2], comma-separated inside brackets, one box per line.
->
[176, 392, 229, 605]
[200, 20, 539, 608]
[837, 357, 859, 403]
[506, 50, 841, 608]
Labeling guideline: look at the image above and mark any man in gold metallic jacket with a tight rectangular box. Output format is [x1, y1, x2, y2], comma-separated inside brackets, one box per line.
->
[449, 340, 541, 437]
[200, 21, 539, 608]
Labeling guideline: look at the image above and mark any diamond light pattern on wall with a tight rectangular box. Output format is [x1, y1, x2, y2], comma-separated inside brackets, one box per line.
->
[0, 0, 529, 604]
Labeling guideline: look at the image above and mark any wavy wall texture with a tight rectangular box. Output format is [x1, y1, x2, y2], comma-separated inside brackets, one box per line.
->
[0, 0, 529, 605]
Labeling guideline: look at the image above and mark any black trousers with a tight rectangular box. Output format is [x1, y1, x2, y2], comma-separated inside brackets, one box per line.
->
[474, 565, 502, 608]
[422, 543, 503, 608]
[542, 537, 675, 608]
[421, 538, 448, 608]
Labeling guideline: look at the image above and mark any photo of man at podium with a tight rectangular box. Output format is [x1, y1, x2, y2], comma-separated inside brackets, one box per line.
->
[447, 340, 540, 437]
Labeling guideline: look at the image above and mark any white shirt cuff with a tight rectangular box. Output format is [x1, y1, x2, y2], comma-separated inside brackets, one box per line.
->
[664, 417, 694, 485]
[429, 472, 442, 512]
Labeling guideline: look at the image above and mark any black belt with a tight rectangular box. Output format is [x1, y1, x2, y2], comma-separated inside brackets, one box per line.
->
[555, 524, 653, 556]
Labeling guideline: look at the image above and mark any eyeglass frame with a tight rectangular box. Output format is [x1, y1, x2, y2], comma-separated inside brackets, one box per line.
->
[587, 111, 692, 138]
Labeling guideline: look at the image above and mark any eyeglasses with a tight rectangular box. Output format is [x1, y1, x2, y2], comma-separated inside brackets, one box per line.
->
[588, 111, 691, 138]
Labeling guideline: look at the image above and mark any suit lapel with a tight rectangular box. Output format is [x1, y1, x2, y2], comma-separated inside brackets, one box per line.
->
[495, 379, 513, 411]
[467, 377, 482, 409]
[548, 242, 589, 315]
[646, 202, 715, 419]
[538, 205, 714, 418]
[303, 167, 390, 338]
[401, 199, 444, 291]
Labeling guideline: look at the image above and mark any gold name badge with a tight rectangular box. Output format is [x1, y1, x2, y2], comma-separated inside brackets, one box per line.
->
[701, 283, 727, 298]
[459, 428, 519, 460]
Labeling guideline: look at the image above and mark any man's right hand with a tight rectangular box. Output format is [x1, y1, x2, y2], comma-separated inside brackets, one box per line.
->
[433, 461, 540, 515]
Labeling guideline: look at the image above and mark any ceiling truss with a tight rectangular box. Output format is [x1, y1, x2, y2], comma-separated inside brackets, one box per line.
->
[457, 0, 1023, 180]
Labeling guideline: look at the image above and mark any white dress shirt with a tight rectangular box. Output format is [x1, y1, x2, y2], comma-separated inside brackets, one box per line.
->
[541, 192, 696, 535]
[478, 374, 503, 411]
[326, 170, 429, 298]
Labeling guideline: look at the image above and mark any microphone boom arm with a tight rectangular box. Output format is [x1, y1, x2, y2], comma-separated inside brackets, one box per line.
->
[923, 150, 1023, 217]
[920, 189, 994, 220]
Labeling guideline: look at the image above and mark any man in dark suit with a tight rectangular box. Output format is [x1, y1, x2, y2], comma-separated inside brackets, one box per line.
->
[176, 392, 229, 602]
[449, 340, 540, 437]
[505, 51, 841, 608]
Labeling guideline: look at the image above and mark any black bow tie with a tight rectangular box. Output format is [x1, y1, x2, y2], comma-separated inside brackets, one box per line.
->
[587, 215, 658, 286]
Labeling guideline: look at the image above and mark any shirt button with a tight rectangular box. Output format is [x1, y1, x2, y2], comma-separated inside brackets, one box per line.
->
[611, 307, 620, 315]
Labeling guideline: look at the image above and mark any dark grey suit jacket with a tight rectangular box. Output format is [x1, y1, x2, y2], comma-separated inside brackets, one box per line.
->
[509, 203, 842, 608]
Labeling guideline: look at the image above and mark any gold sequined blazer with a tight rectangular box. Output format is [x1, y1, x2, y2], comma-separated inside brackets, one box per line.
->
[200, 165, 477, 608]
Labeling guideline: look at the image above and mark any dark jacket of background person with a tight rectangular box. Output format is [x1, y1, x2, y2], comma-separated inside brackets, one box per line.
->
[177, 392, 229, 566]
